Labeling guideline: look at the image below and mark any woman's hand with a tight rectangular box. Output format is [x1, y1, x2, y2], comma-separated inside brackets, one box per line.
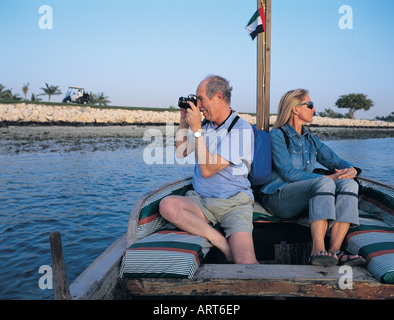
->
[325, 167, 357, 181]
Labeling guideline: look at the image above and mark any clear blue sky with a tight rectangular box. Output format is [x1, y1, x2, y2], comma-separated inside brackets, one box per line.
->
[1, 0, 393, 119]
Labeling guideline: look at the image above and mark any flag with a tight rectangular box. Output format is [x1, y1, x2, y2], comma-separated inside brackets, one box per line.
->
[245, 7, 266, 40]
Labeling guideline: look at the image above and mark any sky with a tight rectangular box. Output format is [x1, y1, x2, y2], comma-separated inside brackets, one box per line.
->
[1, 0, 393, 120]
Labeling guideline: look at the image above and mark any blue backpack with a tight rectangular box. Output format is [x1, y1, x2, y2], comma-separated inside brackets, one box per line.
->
[248, 125, 272, 186]
[220, 117, 272, 187]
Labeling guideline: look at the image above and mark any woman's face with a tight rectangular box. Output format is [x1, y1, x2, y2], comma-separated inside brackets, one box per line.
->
[295, 94, 315, 124]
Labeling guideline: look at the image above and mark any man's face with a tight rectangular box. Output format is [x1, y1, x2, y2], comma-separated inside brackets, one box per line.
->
[196, 81, 218, 122]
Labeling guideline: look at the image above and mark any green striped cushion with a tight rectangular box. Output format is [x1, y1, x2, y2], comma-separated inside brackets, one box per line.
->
[120, 227, 212, 279]
[359, 185, 394, 227]
[343, 186, 394, 284]
[136, 179, 193, 240]
[252, 201, 309, 226]
[344, 216, 394, 284]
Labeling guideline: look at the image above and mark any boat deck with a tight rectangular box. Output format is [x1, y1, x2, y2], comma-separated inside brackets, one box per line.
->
[120, 263, 393, 300]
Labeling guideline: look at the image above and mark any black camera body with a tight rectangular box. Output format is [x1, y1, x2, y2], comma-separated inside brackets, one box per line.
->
[178, 94, 197, 109]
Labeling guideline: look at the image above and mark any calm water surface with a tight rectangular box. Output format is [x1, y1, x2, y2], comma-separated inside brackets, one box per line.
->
[0, 134, 393, 299]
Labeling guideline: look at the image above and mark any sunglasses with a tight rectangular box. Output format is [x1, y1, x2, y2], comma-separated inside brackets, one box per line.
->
[297, 101, 314, 109]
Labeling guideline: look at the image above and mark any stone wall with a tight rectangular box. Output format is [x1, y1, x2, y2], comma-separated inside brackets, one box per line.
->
[1, 103, 393, 127]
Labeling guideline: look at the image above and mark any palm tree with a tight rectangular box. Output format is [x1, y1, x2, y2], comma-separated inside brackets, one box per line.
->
[86, 91, 96, 104]
[0, 88, 22, 101]
[94, 92, 111, 106]
[0, 84, 7, 99]
[30, 93, 42, 102]
[22, 83, 30, 101]
[38, 83, 62, 103]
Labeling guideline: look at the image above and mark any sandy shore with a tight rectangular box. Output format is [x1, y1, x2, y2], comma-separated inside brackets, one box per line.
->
[1, 103, 394, 141]
[1, 124, 393, 142]
[0, 125, 161, 140]
[1, 103, 394, 128]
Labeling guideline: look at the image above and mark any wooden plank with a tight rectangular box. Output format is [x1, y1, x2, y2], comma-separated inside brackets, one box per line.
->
[263, 0, 271, 132]
[50, 232, 71, 300]
[121, 264, 394, 300]
[256, 0, 271, 132]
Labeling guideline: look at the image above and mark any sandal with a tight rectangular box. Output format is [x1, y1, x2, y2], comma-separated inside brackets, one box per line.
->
[308, 250, 338, 266]
[333, 251, 366, 266]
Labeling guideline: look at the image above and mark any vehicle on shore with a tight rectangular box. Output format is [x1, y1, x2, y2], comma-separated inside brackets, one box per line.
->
[62, 86, 90, 105]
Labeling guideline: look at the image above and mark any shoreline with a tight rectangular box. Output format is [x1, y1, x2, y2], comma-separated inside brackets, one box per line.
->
[1, 103, 394, 140]
[1, 124, 394, 141]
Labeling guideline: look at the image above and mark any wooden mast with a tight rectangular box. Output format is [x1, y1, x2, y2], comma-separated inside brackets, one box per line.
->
[256, 0, 271, 132]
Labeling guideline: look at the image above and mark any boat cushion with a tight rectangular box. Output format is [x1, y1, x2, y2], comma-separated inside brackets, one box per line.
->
[120, 225, 212, 279]
[120, 200, 279, 280]
[135, 180, 193, 241]
[343, 185, 394, 284]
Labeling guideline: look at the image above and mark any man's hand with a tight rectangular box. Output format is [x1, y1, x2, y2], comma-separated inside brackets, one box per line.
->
[185, 101, 202, 133]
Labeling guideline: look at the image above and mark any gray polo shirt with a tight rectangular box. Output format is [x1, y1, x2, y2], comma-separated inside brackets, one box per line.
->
[192, 112, 254, 200]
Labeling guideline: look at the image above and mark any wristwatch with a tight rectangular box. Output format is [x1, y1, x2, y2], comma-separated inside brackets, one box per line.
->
[194, 131, 202, 138]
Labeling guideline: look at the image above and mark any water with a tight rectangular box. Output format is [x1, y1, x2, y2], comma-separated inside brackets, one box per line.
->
[323, 138, 394, 182]
[0, 130, 393, 300]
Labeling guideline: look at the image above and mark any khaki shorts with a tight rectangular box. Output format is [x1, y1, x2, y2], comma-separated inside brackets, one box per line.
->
[185, 190, 254, 238]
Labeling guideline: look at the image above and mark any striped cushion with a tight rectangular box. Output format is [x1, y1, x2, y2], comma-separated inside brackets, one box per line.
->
[344, 217, 394, 284]
[252, 201, 281, 222]
[358, 185, 394, 227]
[136, 179, 192, 240]
[343, 185, 394, 284]
[253, 201, 310, 226]
[120, 226, 212, 279]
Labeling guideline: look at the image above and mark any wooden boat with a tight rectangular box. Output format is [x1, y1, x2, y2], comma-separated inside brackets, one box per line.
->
[51, 175, 394, 300]
[49, 1, 394, 300]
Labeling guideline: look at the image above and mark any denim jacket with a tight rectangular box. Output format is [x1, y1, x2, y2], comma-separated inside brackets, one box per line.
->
[260, 123, 359, 195]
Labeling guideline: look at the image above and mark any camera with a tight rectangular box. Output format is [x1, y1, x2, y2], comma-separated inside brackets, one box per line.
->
[178, 94, 197, 109]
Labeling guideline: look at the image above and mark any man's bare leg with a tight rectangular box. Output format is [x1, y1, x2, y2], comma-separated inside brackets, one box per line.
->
[159, 195, 233, 262]
[229, 232, 258, 264]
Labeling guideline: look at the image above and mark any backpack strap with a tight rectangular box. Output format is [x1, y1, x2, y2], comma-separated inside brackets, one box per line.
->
[201, 114, 239, 134]
[279, 127, 290, 148]
[227, 115, 240, 134]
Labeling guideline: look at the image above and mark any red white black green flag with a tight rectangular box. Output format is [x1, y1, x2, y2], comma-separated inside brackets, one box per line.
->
[246, 7, 266, 40]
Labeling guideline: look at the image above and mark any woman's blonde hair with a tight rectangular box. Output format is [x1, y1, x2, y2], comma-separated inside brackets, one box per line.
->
[274, 89, 309, 128]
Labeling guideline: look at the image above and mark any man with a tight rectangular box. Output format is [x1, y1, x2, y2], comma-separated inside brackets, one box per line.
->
[159, 75, 258, 264]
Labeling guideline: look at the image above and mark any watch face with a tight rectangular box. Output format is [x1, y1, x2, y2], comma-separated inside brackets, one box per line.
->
[194, 131, 201, 138]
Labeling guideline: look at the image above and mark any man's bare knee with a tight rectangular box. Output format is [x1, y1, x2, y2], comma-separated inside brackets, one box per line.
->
[159, 196, 178, 221]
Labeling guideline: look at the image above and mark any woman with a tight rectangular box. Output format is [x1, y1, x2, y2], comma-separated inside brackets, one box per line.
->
[260, 89, 365, 266]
